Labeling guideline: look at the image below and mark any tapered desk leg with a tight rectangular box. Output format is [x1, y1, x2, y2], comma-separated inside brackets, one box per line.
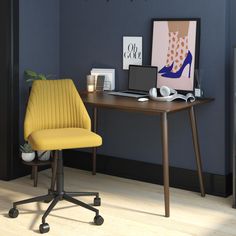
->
[161, 112, 170, 217]
[92, 107, 98, 175]
[189, 106, 205, 197]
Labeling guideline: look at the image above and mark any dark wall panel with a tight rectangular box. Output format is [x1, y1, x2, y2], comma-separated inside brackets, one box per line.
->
[229, 0, 236, 207]
[60, 0, 228, 175]
[0, 0, 20, 179]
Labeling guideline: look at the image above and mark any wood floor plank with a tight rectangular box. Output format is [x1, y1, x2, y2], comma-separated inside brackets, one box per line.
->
[0, 167, 235, 236]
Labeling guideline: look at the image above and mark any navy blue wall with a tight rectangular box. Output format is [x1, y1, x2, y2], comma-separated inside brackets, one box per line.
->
[60, 0, 229, 175]
[229, 0, 236, 171]
[230, 0, 236, 48]
[19, 0, 60, 142]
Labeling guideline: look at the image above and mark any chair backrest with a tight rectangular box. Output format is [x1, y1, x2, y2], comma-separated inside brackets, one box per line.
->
[24, 79, 91, 140]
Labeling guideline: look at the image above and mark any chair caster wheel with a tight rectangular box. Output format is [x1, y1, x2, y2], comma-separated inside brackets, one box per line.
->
[94, 215, 104, 225]
[93, 197, 101, 206]
[39, 223, 50, 234]
[8, 208, 19, 218]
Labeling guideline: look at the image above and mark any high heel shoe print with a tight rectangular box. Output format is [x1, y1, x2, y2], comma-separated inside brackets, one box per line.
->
[161, 50, 192, 79]
[159, 62, 174, 74]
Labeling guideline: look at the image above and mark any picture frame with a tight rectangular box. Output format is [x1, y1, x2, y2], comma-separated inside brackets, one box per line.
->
[123, 36, 142, 70]
[90, 68, 115, 91]
[151, 18, 200, 93]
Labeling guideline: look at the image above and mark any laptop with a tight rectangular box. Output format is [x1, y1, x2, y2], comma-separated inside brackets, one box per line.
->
[107, 65, 157, 98]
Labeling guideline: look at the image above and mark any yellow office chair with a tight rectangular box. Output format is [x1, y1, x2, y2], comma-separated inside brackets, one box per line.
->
[8, 79, 104, 233]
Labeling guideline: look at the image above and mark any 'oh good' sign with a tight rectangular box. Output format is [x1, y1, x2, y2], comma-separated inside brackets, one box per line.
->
[123, 36, 142, 70]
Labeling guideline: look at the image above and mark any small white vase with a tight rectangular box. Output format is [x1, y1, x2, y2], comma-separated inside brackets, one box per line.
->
[22, 152, 35, 162]
[37, 151, 51, 161]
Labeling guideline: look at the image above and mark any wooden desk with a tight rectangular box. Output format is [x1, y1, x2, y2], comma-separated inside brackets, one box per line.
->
[80, 92, 213, 217]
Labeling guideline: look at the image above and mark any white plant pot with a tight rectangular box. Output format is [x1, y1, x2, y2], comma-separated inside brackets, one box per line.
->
[37, 151, 51, 161]
[22, 152, 35, 162]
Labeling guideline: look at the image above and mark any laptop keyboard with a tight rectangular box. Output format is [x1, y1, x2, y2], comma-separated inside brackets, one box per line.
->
[122, 91, 147, 95]
[107, 91, 148, 98]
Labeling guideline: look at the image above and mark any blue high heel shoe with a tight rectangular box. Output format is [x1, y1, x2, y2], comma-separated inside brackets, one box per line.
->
[159, 62, 174, 74]
[161, 51, 192, 79]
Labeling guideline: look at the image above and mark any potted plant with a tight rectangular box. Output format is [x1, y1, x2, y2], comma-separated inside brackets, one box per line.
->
[20, 143, 35, 162]
[24, 69, 54, 83]
[37, 150, 51, 161]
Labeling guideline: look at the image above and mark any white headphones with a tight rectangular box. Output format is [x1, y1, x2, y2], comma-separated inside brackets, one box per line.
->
[149, 86, 177, 102]
[149, 86, 195, 102]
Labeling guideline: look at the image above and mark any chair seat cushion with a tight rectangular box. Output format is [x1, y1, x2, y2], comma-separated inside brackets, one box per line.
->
[28, 128, 102, 151]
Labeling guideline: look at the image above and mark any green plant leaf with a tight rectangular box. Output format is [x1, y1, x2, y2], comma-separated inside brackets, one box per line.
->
[20, 143, 34, 153]
[24, 70, 37, 78]
[38, 74, 47, 80]
[26, 79, 35, 82]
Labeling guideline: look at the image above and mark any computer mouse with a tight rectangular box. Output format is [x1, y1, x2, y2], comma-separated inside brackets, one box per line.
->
[138, 97, 149, 102]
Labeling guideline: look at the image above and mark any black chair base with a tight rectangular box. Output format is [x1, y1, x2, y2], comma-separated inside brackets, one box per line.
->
[8, 151, 104, 234]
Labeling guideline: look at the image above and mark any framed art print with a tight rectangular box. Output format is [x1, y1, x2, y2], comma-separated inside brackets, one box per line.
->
[151, 18, 200, 93]
[90, 68, 115, 91]
[123, 36, 142, 70]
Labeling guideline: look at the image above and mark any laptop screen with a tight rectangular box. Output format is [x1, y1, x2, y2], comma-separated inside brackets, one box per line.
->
[128, 65, 157, 92]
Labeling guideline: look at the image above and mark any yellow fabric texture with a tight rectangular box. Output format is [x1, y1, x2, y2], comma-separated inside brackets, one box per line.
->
[24, 79, 102, 151]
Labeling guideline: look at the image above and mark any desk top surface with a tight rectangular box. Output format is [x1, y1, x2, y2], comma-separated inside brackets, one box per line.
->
[80, 92, 213, 114]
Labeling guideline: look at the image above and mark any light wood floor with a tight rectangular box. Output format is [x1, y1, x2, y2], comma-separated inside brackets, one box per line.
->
[0, 167, 235, 236]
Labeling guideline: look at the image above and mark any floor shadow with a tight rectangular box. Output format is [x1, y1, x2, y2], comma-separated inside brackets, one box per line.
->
[103, 202, 164, 217]
[2, 200, 92, 232]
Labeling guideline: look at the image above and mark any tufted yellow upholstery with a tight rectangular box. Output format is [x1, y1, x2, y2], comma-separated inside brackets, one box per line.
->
[24, 79, 102, 151]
